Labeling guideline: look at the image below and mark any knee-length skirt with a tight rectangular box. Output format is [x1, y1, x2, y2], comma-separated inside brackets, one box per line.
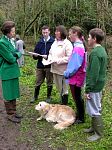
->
[2, 78, 20, 101]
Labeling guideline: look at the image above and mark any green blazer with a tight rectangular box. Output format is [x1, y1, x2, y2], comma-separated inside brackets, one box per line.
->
[0, 35, 22, 80]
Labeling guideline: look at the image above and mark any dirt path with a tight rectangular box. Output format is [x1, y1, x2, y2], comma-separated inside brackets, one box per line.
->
[0, 84, 30, 150]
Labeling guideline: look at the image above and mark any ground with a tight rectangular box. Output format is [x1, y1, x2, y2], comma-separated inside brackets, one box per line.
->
[0, 99, 30, 150]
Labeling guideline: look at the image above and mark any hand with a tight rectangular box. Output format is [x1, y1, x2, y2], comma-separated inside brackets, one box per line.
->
[85, 93, 91, 100]
[64, 71, 69, 79]
[13, 53, 18, 58]
[56, 58, 61, 64]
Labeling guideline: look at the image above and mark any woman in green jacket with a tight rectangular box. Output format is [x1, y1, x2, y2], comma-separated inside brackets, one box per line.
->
[0, 21, 22, 123]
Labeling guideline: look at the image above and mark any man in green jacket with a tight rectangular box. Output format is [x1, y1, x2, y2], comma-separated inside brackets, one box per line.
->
[0, 21, 22, 123]
[84, 28, 107, 141]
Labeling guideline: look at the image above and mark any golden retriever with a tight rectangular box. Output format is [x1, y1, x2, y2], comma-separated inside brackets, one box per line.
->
[35, 101, 76, 130]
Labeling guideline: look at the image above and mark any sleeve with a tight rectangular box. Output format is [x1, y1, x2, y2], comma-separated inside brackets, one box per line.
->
[0, 43, 17, 64]
[85, 55, 100, 93]
[64, 52, 83, 79]
[13, 51, 22, 59]
[33, 42, 42, 60]
[45, 43, 54, 61]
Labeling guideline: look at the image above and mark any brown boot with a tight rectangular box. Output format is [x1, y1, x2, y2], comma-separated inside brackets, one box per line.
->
[12, 100, 23, 118]
[7, 114, 21, 123]
[4, 101, 21, 123]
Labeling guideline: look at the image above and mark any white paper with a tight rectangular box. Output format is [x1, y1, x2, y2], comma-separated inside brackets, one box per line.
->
[42, 55, 54, 65]
[42, 58, 53, 65]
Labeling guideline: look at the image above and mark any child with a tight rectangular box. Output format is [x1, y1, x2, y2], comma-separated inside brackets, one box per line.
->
[64, 26, 87, 124]
[84, 28, 107, 141]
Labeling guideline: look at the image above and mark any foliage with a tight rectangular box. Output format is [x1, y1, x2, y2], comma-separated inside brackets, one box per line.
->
[1, 0, 112, 41]
[0, 9, 5, 35]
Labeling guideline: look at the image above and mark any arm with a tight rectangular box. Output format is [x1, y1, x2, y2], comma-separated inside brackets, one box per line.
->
[85, 54, 100, 93]
[44, 43, 54, 61]
[13, 51, 22, 59]
[33, 42, 42, 60]
[0, 43, 17, 64]
[64, 52, 83, 78]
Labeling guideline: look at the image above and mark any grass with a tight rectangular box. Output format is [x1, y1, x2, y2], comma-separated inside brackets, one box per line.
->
[17, 55, 112, 150]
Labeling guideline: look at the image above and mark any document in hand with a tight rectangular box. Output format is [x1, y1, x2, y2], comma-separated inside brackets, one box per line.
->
[42, 55, 54, 65]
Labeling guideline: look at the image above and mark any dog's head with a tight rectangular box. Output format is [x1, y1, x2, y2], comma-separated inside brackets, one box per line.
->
[35, 101, 50, 114]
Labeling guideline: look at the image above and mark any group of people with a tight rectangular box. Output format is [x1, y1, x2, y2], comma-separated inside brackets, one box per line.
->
[0, 21, 107, 142]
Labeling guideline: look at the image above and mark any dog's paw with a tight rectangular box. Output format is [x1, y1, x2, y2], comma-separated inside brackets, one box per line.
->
[54, 124, 66, 130]
[46, 117, 53, 122]
[37, 117, 42, 121]
[46, 119, 52, 122]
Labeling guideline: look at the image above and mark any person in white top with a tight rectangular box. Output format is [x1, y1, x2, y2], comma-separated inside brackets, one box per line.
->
[43, 25, 73, 104]
[15, 35, 25, 67]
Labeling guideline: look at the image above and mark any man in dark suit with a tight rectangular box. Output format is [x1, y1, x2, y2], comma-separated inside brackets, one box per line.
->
[30, 26, 54, 103]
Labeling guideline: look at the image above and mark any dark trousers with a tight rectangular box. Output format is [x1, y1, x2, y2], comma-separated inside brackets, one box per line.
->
[70, 84, 84, 121]
[36, 68, 53, 87]
[33, 68, 53, 99]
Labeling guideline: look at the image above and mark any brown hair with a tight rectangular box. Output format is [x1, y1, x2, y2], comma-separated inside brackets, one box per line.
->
[41, 25, 50, 30]
[89, 28, 104, 44]
[1, 21, 15, 35]
[70, 26, 88, 51]
[69, 26, 83, 39]
[56, 25, 67, 40]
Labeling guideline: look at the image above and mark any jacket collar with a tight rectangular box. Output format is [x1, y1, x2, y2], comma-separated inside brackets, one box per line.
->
[40, 36, 54, 43]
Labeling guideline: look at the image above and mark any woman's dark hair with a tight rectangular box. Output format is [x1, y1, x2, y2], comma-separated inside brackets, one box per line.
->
[89, 28, 104, 44]
[56, 25, 67, 40]
[1, 21, 15, 35]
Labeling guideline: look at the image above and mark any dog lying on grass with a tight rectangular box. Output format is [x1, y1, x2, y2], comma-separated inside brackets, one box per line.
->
[35, 101, 76, 130]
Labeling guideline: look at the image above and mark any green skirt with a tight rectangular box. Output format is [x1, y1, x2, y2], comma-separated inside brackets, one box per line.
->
[2, 78, 20, 101]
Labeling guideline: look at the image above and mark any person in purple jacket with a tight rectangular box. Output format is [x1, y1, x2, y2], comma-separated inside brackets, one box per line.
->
[64, 26, 87, 124]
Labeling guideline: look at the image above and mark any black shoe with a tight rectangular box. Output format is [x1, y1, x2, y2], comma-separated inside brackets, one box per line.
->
[74, 119, 84, 124]
[61, 94, 68, 105]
